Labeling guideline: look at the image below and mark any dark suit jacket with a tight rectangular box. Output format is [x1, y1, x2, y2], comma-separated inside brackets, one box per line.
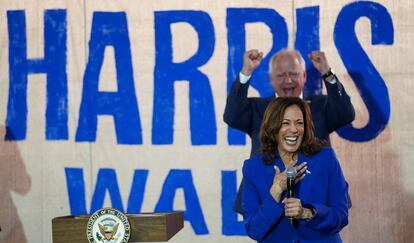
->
[224, 77, 355, 157]
[242, 148, 349, 242]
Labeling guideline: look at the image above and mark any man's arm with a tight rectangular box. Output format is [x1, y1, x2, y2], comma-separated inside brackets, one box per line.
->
[223, 76, 253, 134]
[324, 77, 355, 133]
[223, 49, 263, 134]
[308, 51, 355, 133]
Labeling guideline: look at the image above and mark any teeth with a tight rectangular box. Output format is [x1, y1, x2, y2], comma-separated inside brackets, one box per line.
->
[285, 136, 298, 146]
[285, 136, 297, 141]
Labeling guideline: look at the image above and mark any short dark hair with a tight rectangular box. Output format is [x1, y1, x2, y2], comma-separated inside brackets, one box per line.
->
[259, 97, 324, 164]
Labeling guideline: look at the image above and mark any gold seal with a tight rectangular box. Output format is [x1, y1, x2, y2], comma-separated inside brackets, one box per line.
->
[86, 208, 130, 243]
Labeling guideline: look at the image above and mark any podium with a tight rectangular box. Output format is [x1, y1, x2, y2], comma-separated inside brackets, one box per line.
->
[52, 212, 183, 242]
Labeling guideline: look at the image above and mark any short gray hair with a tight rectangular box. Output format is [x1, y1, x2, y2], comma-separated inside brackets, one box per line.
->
[268, 49, 306, 74]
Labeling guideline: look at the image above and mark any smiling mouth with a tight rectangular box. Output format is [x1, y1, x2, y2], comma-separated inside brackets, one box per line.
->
[285, 136, 298, 146]
[282, 87, 296, 96]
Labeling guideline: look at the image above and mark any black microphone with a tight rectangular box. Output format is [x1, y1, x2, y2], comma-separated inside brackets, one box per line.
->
[286, 166, 298, 226]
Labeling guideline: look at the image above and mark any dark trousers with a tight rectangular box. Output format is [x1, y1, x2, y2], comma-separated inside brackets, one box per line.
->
[232, 179, 244, 214]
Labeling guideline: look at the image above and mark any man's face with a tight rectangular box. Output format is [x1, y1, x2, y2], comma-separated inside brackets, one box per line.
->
[269, 52, 306, 97]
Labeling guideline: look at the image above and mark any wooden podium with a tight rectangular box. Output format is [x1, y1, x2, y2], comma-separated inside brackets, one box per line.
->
[52, 212, 183, 242]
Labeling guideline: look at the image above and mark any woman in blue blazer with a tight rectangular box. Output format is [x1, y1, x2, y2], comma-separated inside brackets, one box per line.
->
[242, 97, 349, 243]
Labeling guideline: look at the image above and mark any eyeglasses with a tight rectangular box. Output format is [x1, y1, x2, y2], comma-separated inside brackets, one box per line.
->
[272, 72, 301, 82]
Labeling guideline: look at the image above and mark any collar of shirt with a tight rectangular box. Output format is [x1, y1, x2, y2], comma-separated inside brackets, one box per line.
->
[274, 92, 304, 99]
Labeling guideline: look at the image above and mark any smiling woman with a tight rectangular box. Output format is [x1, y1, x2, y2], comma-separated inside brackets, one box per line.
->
[242, 97, 349, 243]
[259, 97, 322, 164]
[277, 105, 304, 155]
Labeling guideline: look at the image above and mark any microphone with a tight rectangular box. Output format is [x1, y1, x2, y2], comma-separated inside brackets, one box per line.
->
[286, 166, 298, 226]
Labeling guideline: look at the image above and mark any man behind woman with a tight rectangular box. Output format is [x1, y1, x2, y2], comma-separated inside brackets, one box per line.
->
[242, 97, 349, 242]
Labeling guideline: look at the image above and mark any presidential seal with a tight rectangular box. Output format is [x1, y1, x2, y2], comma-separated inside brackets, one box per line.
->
[86, 208, 131, 243]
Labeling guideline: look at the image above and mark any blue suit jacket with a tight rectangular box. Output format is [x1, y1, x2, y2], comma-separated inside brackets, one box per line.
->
[242, 148, 349, 243]
[223, 77, 355, 157]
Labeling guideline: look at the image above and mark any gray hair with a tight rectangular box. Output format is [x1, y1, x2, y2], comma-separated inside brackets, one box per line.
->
[268, 49, 306, 74]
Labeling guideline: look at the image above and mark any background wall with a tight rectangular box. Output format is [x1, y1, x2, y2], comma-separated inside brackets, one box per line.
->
[0, 0, 413, 242]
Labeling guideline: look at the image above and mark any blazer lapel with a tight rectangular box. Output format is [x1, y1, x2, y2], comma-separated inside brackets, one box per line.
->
[265, 161, 277, 188]
[298, 153, 317, 203]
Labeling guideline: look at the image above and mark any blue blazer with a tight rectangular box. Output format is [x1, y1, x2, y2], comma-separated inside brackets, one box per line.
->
[242, 147, 349, 243]
[223, 77, 355, 157]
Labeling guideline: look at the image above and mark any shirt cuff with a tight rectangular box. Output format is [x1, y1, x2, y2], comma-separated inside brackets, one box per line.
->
[239, 72, 251, 84]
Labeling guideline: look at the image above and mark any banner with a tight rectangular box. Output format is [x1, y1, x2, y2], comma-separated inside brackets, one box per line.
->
[0, 1, 413, 242]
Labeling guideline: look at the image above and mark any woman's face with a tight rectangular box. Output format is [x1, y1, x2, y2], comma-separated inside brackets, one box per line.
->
[277, 105, 305, 155]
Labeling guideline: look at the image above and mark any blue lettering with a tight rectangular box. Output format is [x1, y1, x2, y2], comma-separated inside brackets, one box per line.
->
[65, 168, 148, 214]
[226, 8, 288, 145]
[155, 169, 209, 235]
[152, 11, 216, 145]
[90, 168, 124, 213]
[65, 168, 87, 214]
[76, 12, 142, 144]
[127, 170, 149, 213]
[221, 171, 245, 235]
[295, 6, 322, 96]
[334, 1, 394, 141]
[6, 10, 68, 140]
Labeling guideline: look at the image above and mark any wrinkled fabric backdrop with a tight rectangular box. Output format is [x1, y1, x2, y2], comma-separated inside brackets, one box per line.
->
[0, 0, 413, 242]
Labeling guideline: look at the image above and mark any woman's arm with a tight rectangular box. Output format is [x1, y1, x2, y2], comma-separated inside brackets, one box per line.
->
[242, 160, 308, 240]
[242, 168, 285, 241]
[303, 150, 349, 233]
